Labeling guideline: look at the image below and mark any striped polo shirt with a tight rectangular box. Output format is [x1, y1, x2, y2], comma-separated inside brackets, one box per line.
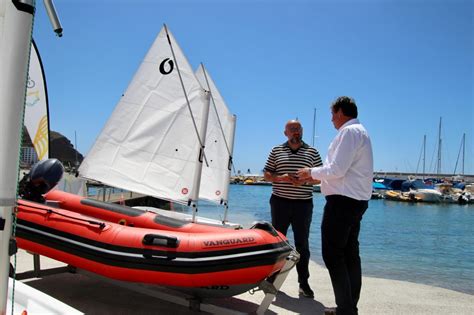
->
[264, 142, 322, 200]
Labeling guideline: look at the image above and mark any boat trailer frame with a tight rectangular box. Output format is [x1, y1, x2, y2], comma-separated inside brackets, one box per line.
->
[15, 250, 299, 314]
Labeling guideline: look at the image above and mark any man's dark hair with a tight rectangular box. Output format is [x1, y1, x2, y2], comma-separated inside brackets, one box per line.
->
[331, 96, 358, 118]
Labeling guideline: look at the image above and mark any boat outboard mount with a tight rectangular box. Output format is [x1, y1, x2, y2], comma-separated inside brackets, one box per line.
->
[19, 158, 64, 202]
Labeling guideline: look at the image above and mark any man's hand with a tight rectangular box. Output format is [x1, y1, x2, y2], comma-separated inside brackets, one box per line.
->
[288, 173, 307, 186]
[296, 168, 313, 181]
[265, 171, 297, 183]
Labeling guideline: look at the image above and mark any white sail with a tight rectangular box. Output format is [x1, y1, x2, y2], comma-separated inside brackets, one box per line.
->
[79, 26, 208, 204]
[24, 40, 49, 161]
[195, 64, 236, 205]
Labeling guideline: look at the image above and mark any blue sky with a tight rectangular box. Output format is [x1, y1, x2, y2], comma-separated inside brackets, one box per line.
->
[32, 0, 473, 175]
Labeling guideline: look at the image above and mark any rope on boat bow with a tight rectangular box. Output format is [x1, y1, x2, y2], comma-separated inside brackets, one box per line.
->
[20, 203, 106, 230]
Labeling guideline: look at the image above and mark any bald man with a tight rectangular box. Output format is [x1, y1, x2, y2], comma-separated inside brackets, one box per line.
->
[263, 120, 322, 298]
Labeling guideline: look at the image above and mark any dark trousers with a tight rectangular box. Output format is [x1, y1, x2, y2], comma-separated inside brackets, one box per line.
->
[322, 195, 368, 315]
[270, 194, 313, 285]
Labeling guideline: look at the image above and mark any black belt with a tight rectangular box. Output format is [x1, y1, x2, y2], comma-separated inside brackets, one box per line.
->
[325, 194, 368, 204]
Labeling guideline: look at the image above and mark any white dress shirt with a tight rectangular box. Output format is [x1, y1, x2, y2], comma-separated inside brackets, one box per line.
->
[310, 118, 373, 201]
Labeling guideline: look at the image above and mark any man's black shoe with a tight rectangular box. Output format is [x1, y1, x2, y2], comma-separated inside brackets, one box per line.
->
[324, 307, 336, 315]
[298, 283, 314, 298]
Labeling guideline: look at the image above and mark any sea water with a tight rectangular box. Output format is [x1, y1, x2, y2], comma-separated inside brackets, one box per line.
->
[198, 184, 474, 295]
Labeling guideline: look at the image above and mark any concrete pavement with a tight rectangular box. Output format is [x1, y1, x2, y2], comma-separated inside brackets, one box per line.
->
[9, 249, 474, 314]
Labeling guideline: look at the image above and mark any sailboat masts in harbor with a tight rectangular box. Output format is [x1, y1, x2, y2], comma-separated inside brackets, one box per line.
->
[462, 133, 465, 175]
[453, 133, 466, 176]
[423, 134, 426, 180]
[436, 117, 442, 178]
[415, 134, 426, 179]
[312, 107, 316, 147]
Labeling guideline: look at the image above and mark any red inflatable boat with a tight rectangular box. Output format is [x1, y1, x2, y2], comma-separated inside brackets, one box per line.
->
[16, 193, 293, 298]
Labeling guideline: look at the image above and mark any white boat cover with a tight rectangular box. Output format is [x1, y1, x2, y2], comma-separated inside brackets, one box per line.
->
[195, 64, 236, 204]
[7, 278, 83, 314]
[79, 26, 208, 204]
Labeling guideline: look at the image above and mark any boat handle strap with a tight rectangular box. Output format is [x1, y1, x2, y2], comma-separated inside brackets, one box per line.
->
[143, 233, 179, 248]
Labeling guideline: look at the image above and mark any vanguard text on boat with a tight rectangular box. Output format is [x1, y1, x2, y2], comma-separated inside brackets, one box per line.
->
[15, 23, 298, 301]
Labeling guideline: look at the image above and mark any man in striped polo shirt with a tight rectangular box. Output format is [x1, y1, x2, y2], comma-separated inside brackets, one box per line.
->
[263, 119, 322, 298]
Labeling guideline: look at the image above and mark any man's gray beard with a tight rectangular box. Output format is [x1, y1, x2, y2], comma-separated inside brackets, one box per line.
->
[290, 137, 302, 145]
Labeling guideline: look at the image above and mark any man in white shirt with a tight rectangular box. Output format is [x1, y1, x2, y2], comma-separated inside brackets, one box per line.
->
[297, 96, 373, 315]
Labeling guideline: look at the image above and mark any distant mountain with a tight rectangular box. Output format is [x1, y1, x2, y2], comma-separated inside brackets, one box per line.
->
[49, 131, 84, 169]
[21, 128, 84, 168]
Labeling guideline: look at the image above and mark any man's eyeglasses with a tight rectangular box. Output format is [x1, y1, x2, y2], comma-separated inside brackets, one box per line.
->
[287, 126, 302, 132]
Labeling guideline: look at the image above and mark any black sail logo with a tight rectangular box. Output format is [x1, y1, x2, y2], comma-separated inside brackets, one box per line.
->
[159, 58, 174, 75]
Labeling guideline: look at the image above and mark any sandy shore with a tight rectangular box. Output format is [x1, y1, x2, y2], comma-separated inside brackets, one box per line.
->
[9, 249, 474, 314]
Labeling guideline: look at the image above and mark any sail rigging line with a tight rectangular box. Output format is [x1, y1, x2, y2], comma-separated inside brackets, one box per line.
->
[163, 24, 208, 167]
[199, 63, 236, 175]
[221, 118, 236, 222]
[4, 2, 37, 312]
[15, 38, 51, 249]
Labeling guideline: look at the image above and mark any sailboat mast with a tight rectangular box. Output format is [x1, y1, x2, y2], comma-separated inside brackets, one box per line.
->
[436, 117, 442, 178]
[163, 25, 212, 219]
[0, 1, 35, 312]
[198, 63, 236, 208]
[164, 24, 208, 166]
[454, 133, 466, 176]
[423, 134, 426, 180]
[190, 92, 211, 222]
[222, 115, 236, 223]
[462, 133, 465, 176]
[201, 63, 233, 160]
[312, 108, 316, 147]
